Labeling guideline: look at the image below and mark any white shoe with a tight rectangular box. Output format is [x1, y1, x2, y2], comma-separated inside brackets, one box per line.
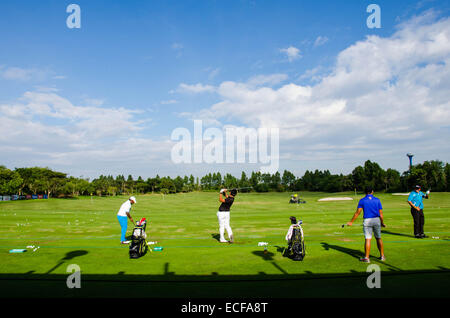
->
[121, 240, 131, 244]
[219, 239, 228, 243]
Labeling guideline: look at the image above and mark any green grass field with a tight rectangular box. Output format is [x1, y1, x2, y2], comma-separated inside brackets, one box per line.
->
[0, 191, 449, 298]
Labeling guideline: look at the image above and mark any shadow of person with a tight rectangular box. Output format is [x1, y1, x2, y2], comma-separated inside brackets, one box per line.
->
[252, 250, 275, 261]
[321, 242, 364, 260]
[381, 230, 415, 238]
[321, 242, 403, 270]
[164, 262, 175, 276]
[46, 250, 89, 274]
[211, 234, 221, 242]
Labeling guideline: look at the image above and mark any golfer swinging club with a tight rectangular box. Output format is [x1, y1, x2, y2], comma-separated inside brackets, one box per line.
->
[217, 188, 237, 243]
[347, 187, 386, 263]
[117, 196, 136, 244]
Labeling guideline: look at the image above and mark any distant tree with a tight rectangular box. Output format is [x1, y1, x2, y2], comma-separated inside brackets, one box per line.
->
[407, 166, 427, 190]
[281, 170, 296, 191]
[238, 171, 251, 192]
[115, 175, 126, 194]
[0, 166, 23, 195]
[136, 176, 147, 194]
[107, 186, 118, 196]
[63, 177, 90, 197]
[249, 171, 261, 189]
[385, 168, 401, 192]
[420, 160, 446, 191]
[223, 173, 238, 189]
[147, 175, 161, 193]
[351, 166, 366, 192]
[174, 176, 184, 192]
[126, 175, 134, 194]
[160, 177, 176, 193]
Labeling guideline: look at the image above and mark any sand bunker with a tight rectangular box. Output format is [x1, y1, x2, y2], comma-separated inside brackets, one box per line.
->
[392, 193, 410, 196]
[318, 197, 353, 202]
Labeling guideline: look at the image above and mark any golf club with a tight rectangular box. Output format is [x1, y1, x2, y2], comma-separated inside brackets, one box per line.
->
[341, 223, 362, 228]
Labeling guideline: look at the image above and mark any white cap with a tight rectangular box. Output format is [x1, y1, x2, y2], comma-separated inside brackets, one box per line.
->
[129, 196, 137, 203]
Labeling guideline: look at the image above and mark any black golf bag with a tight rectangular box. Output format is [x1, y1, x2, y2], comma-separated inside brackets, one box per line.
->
[129, 218, 148, 259]
[284, 224, 306, 261]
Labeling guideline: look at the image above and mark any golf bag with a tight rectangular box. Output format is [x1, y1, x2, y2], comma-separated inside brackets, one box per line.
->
[284, 224, 305, 261]
[129, 218, 148, 259]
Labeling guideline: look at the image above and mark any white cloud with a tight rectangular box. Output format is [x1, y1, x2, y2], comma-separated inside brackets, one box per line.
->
[161, 99, 178, 105]
[171, 42, 184, 50]
[182, 13, 450, 165]
[0, 91, 172, 174]
[314, 36, 329, 47]
[84, 98, 105, 107]
[1, 67, 47, 81]
[34, 86, 60, 93]
[298, 66, 327, 83]
[0, 66, 66, 82]
[204, 67, 220, 80]
[171, 42, 184, 58]
[247, 74, 288, 87]
[279, 46, 301, 62]
[177, 83, 216, 94]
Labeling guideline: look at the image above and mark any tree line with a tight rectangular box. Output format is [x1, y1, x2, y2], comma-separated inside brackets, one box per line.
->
[0, 159, 449, 197]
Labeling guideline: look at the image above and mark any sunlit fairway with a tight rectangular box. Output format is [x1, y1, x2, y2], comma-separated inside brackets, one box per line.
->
[0, 192, 449, 298]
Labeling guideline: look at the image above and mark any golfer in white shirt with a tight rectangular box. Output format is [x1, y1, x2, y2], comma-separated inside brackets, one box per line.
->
[117, 196, 136, 244]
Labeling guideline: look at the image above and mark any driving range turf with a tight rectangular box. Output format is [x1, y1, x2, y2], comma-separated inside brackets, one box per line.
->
[0, 191, 449, 298]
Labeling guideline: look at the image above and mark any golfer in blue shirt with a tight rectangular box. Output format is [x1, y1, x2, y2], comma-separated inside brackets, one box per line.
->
[407, 185, 430, 238]
[347, 187, 386, 263]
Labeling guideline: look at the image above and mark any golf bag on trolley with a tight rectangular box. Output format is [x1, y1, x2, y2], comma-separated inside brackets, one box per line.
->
[129, 218, 148, 259]
[284, 222, 306, 261]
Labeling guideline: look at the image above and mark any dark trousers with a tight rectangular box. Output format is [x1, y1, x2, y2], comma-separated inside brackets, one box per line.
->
[410, 208, 425, 236]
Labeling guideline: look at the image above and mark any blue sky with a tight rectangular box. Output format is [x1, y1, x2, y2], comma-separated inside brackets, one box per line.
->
[0, 0, 449, 178]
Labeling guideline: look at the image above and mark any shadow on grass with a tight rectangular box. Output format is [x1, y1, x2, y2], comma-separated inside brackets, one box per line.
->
[320, 242, 403, 271]
[46, 250, 89, 274]
[2, 265, 449, 298]
[252, 250, 275, 261]
[1, 250, 448, 298]
[251, 251, 290, 275]
[321, 242, 364, 260]
[274, 245, 286, 254]
[381, 230, 415, 238]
